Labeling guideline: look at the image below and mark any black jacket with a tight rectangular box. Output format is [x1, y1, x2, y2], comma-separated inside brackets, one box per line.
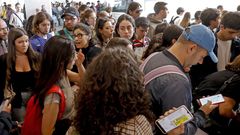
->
[0, 111, 13, 135]
[0, 54, 7, 103]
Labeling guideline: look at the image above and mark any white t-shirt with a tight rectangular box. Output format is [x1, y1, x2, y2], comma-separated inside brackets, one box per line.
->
[217, 39, 232, 71]
[9, 11, 24, 27]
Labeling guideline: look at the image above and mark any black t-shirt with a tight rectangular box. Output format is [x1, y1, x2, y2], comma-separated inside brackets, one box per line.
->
[11, 70, 35, 108]
[0, 54, 7, 103]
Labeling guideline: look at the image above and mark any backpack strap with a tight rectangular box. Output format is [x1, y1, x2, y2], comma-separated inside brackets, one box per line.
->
[46, 85, 65, 120]
[217, 74, 238, 94]
[169, 16, 179, 24]
[12, 12, 23, 24]
[144, 65, 188, 85]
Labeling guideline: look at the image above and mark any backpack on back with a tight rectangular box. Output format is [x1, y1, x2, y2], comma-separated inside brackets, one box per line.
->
[21, 85, 65, 135]
[169, 16, 179, 24]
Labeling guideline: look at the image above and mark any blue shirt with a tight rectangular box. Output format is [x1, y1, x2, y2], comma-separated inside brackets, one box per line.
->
[30, 34, 52, 53]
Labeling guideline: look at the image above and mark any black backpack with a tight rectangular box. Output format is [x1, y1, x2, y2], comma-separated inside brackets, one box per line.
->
[169, 16, 179, 24]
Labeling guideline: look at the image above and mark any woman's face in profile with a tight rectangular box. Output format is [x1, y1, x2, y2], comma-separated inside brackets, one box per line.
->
[99, 21, 114, 39]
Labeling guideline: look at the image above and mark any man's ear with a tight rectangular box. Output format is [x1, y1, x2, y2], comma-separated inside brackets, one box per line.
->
[219, 24, 225, 30]
[88, 35, 91, 40]
[187, 43, 197, 54]
[98, 28, 102, 34]
[129, 10, 133, 15]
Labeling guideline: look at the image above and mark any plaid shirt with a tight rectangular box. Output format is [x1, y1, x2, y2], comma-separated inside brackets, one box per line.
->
[114, 115, 153, 135]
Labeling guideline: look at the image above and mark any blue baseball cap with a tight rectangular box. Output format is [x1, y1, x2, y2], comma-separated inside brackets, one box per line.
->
[182, 24, 218, 63]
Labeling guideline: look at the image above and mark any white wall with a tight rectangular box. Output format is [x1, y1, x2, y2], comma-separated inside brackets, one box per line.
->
[24, 0, 52, 18]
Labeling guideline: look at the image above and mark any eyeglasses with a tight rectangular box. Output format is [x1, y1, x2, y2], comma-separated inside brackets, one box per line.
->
[74, 33, 87, 38]
[64, 17, 77, 22]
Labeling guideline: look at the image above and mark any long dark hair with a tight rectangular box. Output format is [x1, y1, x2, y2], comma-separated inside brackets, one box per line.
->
[74, 47, 153, 134]
[115, 14, 135, 37]
[32, 12, 52, 34]
[95, 18, 111, 46]
[34, 36, 75, 108]
[6, 28, 40, 87]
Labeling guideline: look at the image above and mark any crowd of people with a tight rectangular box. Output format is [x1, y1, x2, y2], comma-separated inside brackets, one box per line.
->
[0, 1, 240, 135]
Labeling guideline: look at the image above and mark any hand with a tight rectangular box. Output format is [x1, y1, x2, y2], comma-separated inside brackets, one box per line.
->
[199, 101, 218, 116]
[159, 108, 185, 135]
[2, 99, 11, 113]
[16, 121, 23, 128]
[75, 50, 85, 67]
[168, 124, 184, 135]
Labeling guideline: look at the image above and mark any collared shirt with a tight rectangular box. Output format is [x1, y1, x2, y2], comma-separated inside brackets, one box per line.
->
[0, 40, 8, 56]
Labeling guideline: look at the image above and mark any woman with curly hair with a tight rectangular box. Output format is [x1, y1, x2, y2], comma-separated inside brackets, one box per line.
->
[66, 47, 185, 135]
[73, 47, 153, 134]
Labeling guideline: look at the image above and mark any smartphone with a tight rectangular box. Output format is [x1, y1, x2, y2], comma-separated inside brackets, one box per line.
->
[155, 105, 193, 134]
[199, 94, 225, 106]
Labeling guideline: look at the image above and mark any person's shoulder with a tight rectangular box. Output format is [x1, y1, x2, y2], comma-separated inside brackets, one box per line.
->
[87, 46, 102, 56]
[29, 36, 40, 44]
[56, 29, 66, 36]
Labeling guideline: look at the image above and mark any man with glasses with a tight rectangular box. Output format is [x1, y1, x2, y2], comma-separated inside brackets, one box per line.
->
[0, 19, 8, 56]
[56, 7, 80, 40]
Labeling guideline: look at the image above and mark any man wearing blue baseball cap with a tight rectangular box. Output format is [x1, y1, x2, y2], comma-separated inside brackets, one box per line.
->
[191, 11, 240, 90]
[141, 24, 218, 135]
